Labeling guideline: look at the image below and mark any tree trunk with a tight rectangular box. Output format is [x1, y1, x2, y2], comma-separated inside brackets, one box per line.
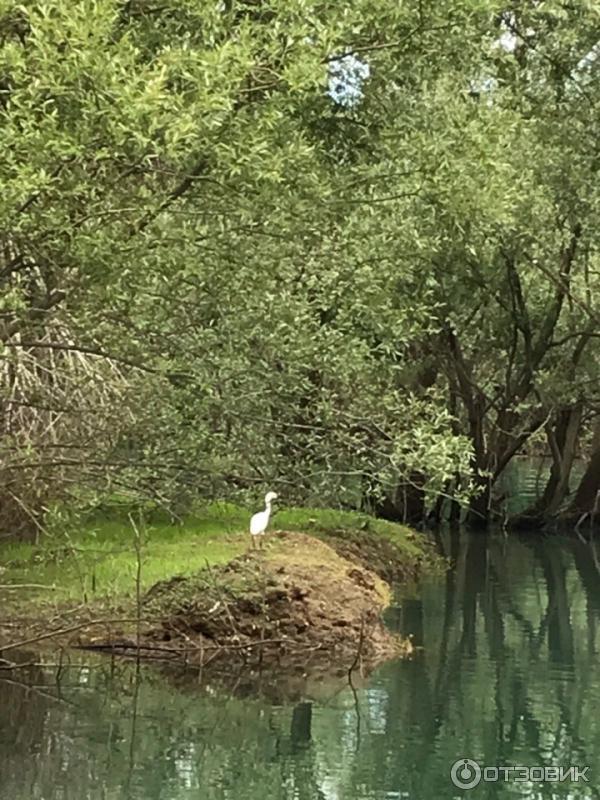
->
[541, 405, 582, 514]
[467, 474, 492, 528]
[511, 405, 582, 528]
[566, 422, 600, 520]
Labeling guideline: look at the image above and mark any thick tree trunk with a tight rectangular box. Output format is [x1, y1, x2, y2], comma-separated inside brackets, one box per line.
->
[569, 452, 600, 516]
[540, 406, 582, 514]
[446, 230, 583, 530]
[511, 405, 582, 528]
[562, 419, 600, 523]
[567, 457, 600, 520]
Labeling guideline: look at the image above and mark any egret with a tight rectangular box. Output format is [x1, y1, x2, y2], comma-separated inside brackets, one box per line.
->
[250, 491, 278, 548]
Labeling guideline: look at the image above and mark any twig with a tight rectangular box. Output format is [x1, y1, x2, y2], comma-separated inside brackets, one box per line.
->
[0, 617, 158, 654]
[0, 659, 38, 670]
[204, 559, 239, 637]
[0, 583, 57, 590]
[348, 615, 366, 677]
[0, 674, 75, 706]
[128, 511, 144, 660]
[347, 615, 365, 747]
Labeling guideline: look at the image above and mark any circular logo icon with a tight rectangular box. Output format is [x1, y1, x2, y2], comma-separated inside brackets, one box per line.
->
[450, 758, 482, 790]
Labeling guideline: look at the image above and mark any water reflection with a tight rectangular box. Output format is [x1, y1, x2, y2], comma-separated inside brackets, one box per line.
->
[2, 532, 600, 799]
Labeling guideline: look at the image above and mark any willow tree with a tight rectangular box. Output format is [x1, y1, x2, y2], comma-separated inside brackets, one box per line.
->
[356, 0, 600, 526]
[5, 0, 595, 535]
[0, 0, 477, 534]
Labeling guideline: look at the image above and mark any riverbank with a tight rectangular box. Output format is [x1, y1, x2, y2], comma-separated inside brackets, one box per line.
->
[82, 531, 413, 670]
[0, 505, 440, 667]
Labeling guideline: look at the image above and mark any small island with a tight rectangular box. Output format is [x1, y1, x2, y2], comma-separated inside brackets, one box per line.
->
[0, 506, 437, 678]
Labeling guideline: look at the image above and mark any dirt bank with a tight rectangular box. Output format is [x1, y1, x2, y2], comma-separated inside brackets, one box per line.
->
[79, 531, 415, 670]
[318, 525, 435, 582]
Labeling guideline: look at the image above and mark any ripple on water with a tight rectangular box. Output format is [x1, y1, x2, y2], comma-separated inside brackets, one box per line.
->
[1, 531, 599, 799]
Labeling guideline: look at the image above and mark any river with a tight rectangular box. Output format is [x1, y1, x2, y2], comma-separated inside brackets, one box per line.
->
[1, 529, 599, 799]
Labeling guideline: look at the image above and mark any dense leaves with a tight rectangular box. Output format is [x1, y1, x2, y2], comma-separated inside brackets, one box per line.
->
[0, 0, 598, 535]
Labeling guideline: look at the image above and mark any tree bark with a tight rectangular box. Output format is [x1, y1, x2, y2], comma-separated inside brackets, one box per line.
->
[511, 405, 582, 528]
[565, 419, 600, 520]
[542, 406, 582, 514]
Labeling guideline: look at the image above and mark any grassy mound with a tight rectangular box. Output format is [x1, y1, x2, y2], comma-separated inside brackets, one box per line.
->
[0, 504, 432, 609]
[0, 505, 439, 662]
[83, 532, 412, 670]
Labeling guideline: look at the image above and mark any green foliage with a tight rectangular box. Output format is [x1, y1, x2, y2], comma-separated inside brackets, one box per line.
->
[0, 0, 598, 530]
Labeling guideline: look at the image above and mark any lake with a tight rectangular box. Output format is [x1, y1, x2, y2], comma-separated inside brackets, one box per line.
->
[1, 530, 599, 799]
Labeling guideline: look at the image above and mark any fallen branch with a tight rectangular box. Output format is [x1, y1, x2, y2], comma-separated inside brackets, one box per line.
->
[0, 617, 158, 654]
[76, 637, 302, 654]
[0, 674, 76, 706]
[0, 583, 57, 590]
[0, 659, 39, 671]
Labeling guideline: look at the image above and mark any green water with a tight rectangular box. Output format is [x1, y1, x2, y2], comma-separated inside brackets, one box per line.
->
[2, 531, 600, 799]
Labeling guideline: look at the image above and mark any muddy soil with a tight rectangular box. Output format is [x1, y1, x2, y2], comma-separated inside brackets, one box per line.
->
[80, 532, 414, 670]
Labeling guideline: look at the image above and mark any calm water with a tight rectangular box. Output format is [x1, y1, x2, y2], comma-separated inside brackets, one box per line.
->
[2, 531, 600, 799]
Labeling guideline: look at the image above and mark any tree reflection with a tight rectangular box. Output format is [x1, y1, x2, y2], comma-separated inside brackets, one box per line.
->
[3, 535, 600, 799]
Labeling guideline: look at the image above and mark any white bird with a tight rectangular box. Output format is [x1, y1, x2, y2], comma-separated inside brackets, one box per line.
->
[249, 491, 278, 548]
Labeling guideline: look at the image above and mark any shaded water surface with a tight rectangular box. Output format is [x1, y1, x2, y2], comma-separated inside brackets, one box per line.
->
[2, 531, 600, 799]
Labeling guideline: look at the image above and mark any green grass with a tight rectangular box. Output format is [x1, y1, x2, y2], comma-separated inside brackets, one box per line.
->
[0, 503, 424, 613]
[274, 506, 423, 558]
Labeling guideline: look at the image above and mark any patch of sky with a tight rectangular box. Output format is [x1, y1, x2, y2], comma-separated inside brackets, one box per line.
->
[575, 40, 599, 75]
[327, 54, 371, 109]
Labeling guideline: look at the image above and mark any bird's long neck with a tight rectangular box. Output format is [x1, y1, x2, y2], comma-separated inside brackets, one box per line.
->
[264, 500, 272, 515]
